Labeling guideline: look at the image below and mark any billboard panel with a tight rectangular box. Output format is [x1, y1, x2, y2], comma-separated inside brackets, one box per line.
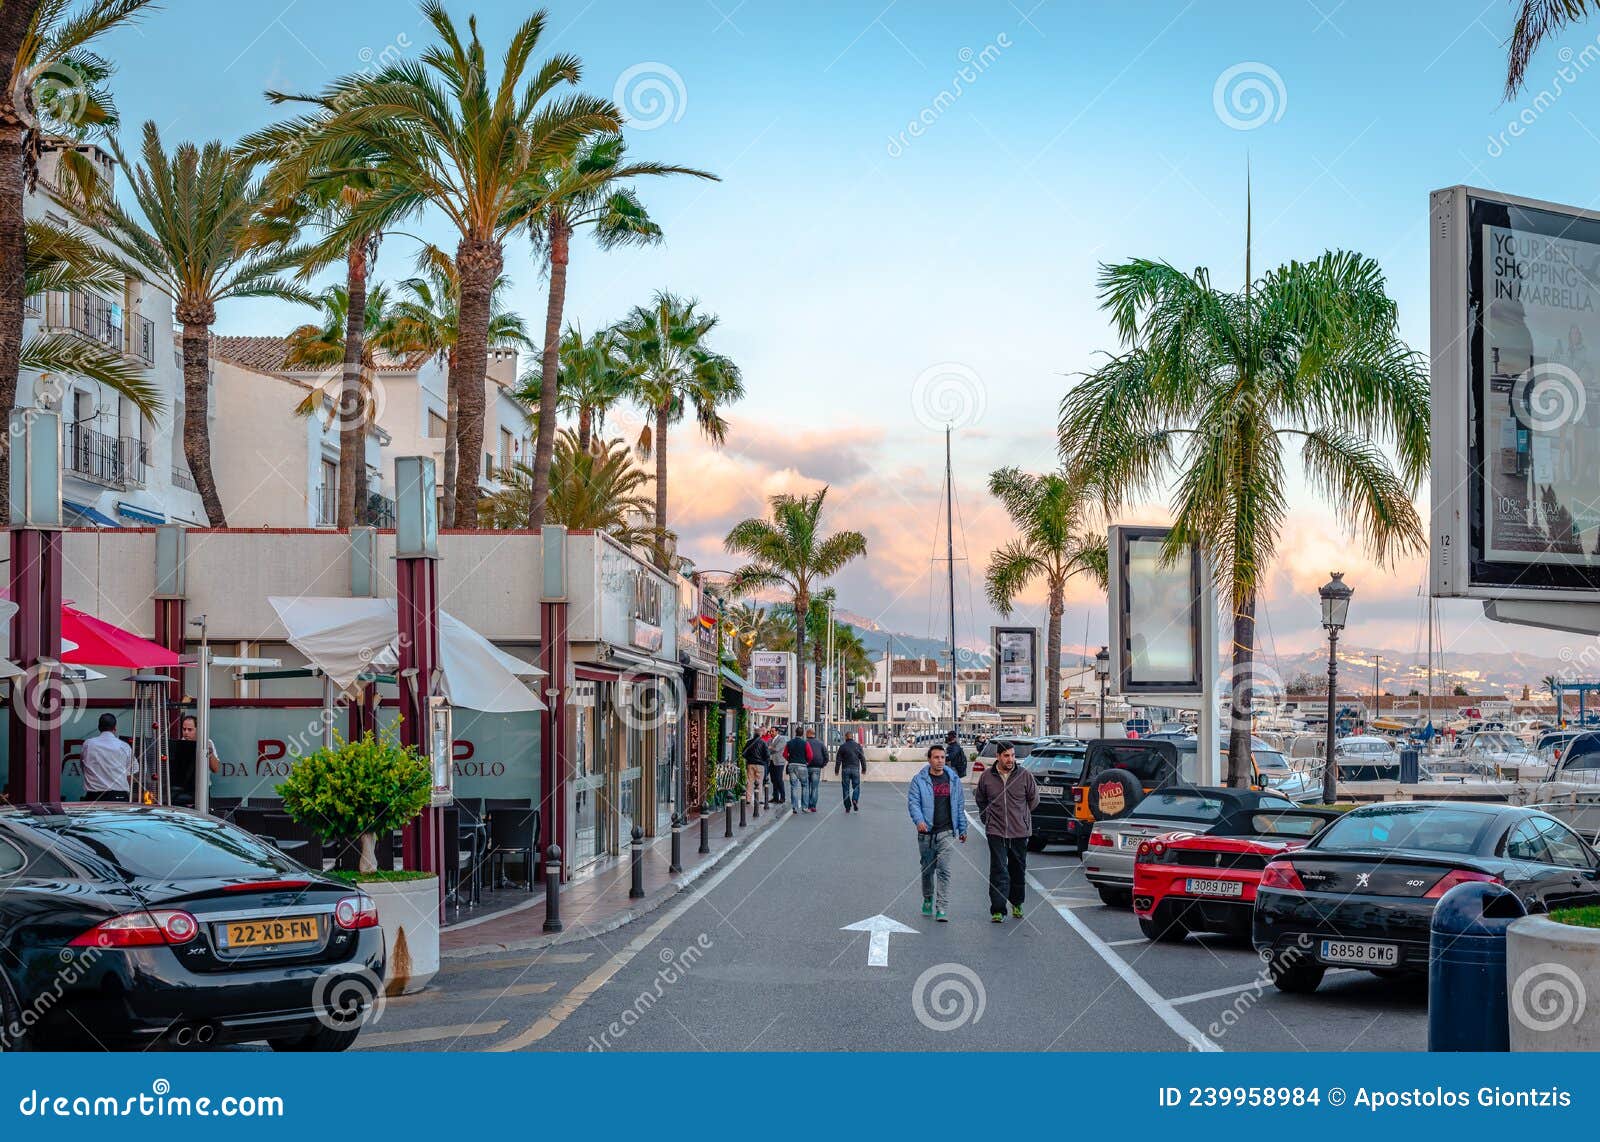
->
[1432, 185, 1600, 599]
[990, 626, 1038, 708]
[1109, 525, 1203, 695]
[748, 650, 795, 710]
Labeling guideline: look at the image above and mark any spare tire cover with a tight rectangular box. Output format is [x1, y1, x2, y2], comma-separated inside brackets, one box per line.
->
[1088, 769, 1143, 820]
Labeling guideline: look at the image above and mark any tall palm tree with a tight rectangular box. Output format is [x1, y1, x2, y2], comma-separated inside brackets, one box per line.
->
[0, 0, 154, 518]
[479, 430, 657, 546]
[78, 122, 313, 526]
[262, 1, 621, 526]
[381, 245, 529, 524]
[1506, 1, 1598, 94]
[523, 134, 715, 528]
[513, 322, 628, 453]
[282, 283, 402, 449]
[724, 488, 867, 723]
[1058, 208, 1428, 785]
[984, 467, 1108, 735]
[618, 292, 744, 560]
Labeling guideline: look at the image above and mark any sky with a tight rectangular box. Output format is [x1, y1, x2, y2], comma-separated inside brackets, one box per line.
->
[86, 0, 1600, 668]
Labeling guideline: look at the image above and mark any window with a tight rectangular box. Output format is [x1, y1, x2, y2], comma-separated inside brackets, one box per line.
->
[1127, 791, 1226, 823]
[1248, 812, 1328, 839]
[40, 815, 301, 880]
[1535, 818, 1596, 870]
[0, 837, 23, 876]
[426, 410, 448, 438]
[484, 451, 493, 480]
[1505, 821, 1550, 863]
[1319, 807, 1495, 855]
[499, 427, 513, 472]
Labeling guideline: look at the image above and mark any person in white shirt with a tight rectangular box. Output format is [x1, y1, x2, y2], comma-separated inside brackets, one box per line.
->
[80, 713, 135, 802]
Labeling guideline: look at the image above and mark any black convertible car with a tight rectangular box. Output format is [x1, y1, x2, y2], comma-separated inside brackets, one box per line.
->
[0, 804, 386, 1051]
[1253, 801, 1600, 993]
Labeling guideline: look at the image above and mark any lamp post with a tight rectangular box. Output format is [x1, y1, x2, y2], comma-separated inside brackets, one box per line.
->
[1093, 646, 1110, 739]
[1319, 571, 1353, 804]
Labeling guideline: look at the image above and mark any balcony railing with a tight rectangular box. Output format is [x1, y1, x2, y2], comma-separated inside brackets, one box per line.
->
[65, 422, 146, 488]
[42, 290, 156, 364]
[365, 493, 396, 528]
[170, 466, 196, 492]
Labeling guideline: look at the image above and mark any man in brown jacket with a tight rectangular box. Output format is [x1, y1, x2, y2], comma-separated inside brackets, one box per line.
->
[973, 740, 1040, 922]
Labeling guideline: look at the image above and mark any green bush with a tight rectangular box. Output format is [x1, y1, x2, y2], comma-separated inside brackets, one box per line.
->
[276, 725, 431, 872]
[1552, 906, 1600, 930]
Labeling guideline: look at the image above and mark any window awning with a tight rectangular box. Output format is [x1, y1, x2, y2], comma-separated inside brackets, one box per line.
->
[116, 501, 165, 525]
[63, 499, 120, 528]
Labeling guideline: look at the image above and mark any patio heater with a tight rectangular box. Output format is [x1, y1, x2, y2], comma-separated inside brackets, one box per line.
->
[128, 672, 176, 805]
[1319, 571, 1353, 804]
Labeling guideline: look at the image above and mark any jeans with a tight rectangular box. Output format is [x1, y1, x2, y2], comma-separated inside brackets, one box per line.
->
[768, 766, 786, 803]
[786, 763, 807, 808]
[840, 770, 861, 807]
[919, 830, 955, 911]
[805, 767, 824, 809]
[986, 835, 1028, 913]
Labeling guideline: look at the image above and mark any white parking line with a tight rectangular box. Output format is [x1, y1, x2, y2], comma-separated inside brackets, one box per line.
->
[1106, 937, 1147, 947]
[1169, 970, 1354, 1007]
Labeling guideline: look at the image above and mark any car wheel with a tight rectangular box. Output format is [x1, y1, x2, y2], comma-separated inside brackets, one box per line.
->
[268, 1024, 363, 1053]
[1266, 953, 1326, 994]
[1027, 836, 1047, 852]
[1095, 885, 1132, 908]
[1138, 909, 1189, 943]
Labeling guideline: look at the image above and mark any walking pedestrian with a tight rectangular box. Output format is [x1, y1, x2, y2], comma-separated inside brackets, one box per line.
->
[767, 732, 788, 805]
[943, 729, 969, 780]
[743, 727, 773, 805]
[973, 740, 1039, 922]
[835, 734, 867, 812]
[907, 744, 967, 922]
[783, 726, 810, 814]
[803, 726, 828, 812]
[81, 713, 135, 803]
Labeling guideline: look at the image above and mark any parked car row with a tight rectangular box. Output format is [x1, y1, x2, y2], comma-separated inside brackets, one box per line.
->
[0, 804, 385, 1051]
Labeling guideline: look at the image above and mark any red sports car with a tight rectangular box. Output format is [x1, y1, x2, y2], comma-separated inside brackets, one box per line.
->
[1132, 807, 1341, 942]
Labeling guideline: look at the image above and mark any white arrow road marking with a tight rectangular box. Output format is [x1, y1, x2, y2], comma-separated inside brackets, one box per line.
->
[840, 914, 919, 966]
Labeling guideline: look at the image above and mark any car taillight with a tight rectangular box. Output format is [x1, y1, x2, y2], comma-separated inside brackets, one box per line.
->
[1259, 861, 1306, 891]
[1073, 787, 1085, 804]
[1423, 869, 1502, 899]
[334, 894, 380, 930]
[222, 879, 311, 893]
[69, 909, 199, 948]
[1088, 831, 1113, 848]
[1135, 840, 1167, 862]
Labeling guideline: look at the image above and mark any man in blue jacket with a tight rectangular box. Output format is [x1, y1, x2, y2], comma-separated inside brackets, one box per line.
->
[907, 743, 967, 921]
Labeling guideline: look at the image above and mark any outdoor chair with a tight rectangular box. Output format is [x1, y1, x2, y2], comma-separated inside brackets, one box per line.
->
[485, 805, 538, 892]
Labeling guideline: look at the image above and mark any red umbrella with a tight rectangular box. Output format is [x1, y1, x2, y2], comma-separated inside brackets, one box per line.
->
[60, 605, 180, 669]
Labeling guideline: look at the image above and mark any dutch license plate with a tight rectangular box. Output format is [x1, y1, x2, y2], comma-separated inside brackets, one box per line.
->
[1319, 938, 1398, 966]
[223, 916, 320, 949]
[1185, 877, 1243, 898]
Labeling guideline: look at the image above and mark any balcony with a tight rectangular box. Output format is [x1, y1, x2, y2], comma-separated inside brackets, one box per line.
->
[43, 290, 156, 365]
[64, 422, 146, 489]
[170, 466, 196, 492]
[366, 492, 396, 528]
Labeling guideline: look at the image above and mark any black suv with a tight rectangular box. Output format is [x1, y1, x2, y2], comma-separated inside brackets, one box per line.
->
[1024, 742, 1089, 852]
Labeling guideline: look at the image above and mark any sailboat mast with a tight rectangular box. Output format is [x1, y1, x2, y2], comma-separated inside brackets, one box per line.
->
[946, 426, 959, 734]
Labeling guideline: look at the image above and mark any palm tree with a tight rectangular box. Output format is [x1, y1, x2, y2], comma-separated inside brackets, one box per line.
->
[1058, 208, 1428, 785]
[723, 602, 782, 673]
[262, 1, 621, 527]
[618, 292, 744, 560]
[283, 283, 402, 443]
[479, 430, 657, 546]
[1506, 1, 1598, 94]
[724, 488, 867, 723]
[522, 134, 715, 529]
[381, 245, 529, 524]
[78, 122, 314, 526]
[985, 467, 1109, 735]
[513, 323, 629, 453]
[0, 0, 154, 518]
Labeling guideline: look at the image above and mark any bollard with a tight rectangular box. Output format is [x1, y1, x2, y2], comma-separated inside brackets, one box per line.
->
[752, 789, 760, 820]
[724, 796, 734, 838]
[669, 813, 684, 874]
[1399, 747, 1420, 784]
[699, 800, 711, 855]
[1428, 881, 1525, 1051]
[739, 797, 747, 828]
[629, 826, 645, 899]
[763, 777, 770, 810]
[542, 844, 564, 933]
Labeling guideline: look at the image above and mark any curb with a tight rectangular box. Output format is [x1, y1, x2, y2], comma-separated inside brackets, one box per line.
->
[441, 808, 789, 960]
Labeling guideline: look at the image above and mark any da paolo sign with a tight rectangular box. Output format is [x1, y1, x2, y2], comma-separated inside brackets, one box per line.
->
[990, 626, 1037, 707]
[1108, 525, 1204, 695]
[1431, 185, 1600, 602]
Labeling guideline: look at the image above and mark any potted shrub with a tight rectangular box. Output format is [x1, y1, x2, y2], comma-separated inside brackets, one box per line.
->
[278, 725, 439, 996]
[1507, 906, 1600, 1051]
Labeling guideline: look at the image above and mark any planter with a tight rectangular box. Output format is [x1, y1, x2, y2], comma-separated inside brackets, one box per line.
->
[1506, 915, 1600, 1051]
[358, 876, 440, 996]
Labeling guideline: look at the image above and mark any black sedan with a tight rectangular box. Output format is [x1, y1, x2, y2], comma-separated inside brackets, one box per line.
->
[1253, 802, 1600, 994]
[0, 804, 385, 1051]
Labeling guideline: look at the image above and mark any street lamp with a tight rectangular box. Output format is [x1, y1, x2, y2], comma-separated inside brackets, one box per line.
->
[1093, 646, 1110, 739]
[1319, 571, 1353, 803]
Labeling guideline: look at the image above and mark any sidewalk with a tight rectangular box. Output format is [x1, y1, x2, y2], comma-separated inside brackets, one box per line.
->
[440, 800, 787, 959]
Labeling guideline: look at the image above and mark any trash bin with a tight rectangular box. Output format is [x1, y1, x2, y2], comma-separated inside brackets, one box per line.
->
[1428, 881, 1526, 1052]
[1399, 748, 1420, 783]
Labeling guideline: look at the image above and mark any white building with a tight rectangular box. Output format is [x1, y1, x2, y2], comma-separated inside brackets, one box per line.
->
[862, 654, 992, 723]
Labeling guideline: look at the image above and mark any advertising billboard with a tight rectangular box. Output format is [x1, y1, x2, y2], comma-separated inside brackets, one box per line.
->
[990, 626, 1038, 708]
[1108, 525, 1204, 695]
[1432, 185, 1600, 599]
[748, 650, 795, 711]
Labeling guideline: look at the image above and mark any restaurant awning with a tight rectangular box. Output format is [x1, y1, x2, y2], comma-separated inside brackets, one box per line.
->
[721, 665, 776, 711]
[267, 597, 546, 713]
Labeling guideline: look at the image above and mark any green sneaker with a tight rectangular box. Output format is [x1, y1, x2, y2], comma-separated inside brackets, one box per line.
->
[991, 912, 1004, 923]
[921, 899, 933, 916]
[935, 911, 948, 922]
[1011, 905, 1024, 919]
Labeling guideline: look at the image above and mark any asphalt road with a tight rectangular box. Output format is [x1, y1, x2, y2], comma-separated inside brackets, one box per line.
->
[363, 776, 1428, 1052]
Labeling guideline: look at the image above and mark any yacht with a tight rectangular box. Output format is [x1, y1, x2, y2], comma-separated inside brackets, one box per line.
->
[1333, 734, 1401, 781]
